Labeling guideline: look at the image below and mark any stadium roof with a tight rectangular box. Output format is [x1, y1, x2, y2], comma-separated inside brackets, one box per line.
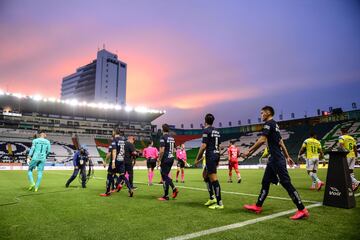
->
[0, 90, 164, 122]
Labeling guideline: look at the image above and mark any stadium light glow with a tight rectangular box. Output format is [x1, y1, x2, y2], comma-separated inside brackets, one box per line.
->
[3, 90, 165, 114]
[125, 106, 133, 112]
[31, 95, 43, 101]
[12, 93, 25, 99]
[135, 106, 149, 113]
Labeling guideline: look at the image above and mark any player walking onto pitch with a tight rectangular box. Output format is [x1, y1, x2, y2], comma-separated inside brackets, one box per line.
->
[27, 131, 51, 192]
[99, 128, 133, 197]
[243, 106, 309, 220]
[338, 127, 359, 191]
[298, 132, 325, 190]
[143, 141, 159, 186]
[195, 113, 224, 210]
[175, 144, 187, 183]
[157, 124, 179, 201]
[227, 141, 241, 183]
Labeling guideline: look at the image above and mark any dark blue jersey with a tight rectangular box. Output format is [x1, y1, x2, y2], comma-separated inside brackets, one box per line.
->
[124, 141, 136, 164]
[261, 119, 285, 162]
[202, 126, 221, 160]
[108, 136, 126, 162]
[160, 133, 175, 161]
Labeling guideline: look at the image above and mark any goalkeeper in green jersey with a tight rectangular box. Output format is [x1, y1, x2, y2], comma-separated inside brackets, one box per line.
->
[27, 131, 51, 192]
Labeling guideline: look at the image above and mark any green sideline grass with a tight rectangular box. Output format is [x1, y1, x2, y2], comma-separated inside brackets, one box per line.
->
[0, 169, 359, 240]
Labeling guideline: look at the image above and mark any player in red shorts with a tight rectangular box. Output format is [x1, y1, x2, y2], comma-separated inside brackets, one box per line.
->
[228, 141, 241, 183]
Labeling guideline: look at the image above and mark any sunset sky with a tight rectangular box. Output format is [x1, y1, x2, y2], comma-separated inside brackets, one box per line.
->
[0, 0, 359, 127]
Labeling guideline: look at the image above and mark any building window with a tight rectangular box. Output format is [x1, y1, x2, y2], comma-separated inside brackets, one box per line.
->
[106, 69, 108, 72]
[105, 85, 108, 88]
[120, 64, 126, 68]
[106, 74, 108, 77]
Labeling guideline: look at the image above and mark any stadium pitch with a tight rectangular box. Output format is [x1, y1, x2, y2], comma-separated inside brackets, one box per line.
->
[1, 168, 359, 240]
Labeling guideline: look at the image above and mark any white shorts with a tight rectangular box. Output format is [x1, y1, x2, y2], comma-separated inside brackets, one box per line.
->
[347, 158, 355, 170]
[306, 158, 319, 171]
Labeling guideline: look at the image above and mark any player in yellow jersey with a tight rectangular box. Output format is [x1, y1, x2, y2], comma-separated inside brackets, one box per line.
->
[339, 127, 359, 191]
[298, 132, 324, 191]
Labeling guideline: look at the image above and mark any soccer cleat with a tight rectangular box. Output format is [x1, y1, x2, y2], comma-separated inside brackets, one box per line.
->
[65, 183, 69, 188]
[158, 196, 169, 201]
[290, 208, 309, 220]
[310, 185, 316, 190]
[352, 182, 359, 192]
[176, 179, 178, 183]
[99, 193, 111, 197]
[317, 181, 325, 191]
[34, 188, 38, 192]
[28, 184, 35, 191]
[132, 186, 138, 190]
[116, 184, 123, 192]
[238, 178, 242, 184]
[208, 204, 224, 210]
[227, 180, 233, 183]
[172, 188, 179, 199]
[181, 181, 185, 183]
[204, 198, 217, 206]
[148, 183, 153, 186]
[129, 190, 134, 197]
[243, 204, 262, 214]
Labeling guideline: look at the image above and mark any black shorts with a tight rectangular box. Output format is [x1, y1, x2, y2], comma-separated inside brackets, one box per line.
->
[147, 158, 157, 169]
[160, 159, 174, 176]
[108, 161, 125, 174]
[262, 159, 291, 185]
[125, 163, 133, 174]
[177, 159, 185, 168]
[205, 157, 220, 175]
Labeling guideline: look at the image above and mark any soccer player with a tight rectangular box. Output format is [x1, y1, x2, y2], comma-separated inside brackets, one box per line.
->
[143, 141, 159, 186]
[243, 106, 309, 220]
[175, 144, 187, 183]
[157, 124, 179, 201]
[338, 127, 359, 191]
[27, 131, 51, 192]
[65, 146, 89, 188]
[100, 128, 133, 197]
[194, 113, 223, 210]
[124, 135, 138, 190]
[228, 141, 241, 183]
[298, 133, 324, 190]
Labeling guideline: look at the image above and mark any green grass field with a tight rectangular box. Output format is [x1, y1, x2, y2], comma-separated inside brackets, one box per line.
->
[1, 168, 359, 240]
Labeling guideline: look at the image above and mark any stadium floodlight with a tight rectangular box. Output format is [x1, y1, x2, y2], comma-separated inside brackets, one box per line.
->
[0, 89, 4, 95]
[12, 93, 25, 99]
[114, 105, 122, 110]
[31, 94, 43, 101]
[135, 106, 149, 113]
[69, 99, 79, 106]
[125, 106, 133, 112]
[48, 97, 57, 102]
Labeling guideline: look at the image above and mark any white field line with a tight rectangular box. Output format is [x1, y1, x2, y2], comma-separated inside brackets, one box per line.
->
[165, 203, 323, 240]
[167, 193, 360, 240]
[50, 172, 320, 203]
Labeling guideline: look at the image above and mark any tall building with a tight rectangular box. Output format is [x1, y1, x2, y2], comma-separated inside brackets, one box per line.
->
[61, 49, 127, 105]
